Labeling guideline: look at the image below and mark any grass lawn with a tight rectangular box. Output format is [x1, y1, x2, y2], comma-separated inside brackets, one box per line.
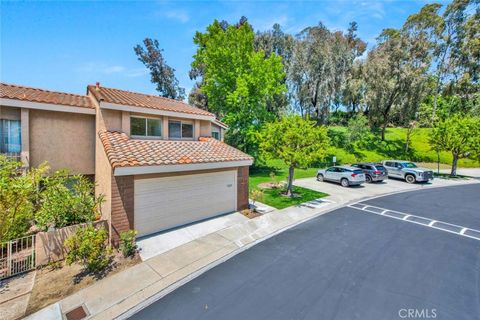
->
[260, 185, 328, 209]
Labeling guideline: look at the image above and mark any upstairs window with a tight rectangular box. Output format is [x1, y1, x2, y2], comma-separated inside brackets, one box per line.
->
[0, 119, 21, 153]
[169, 120, 193, 139]
[131, 117, 162, 138]
[211, 125, 221, 140]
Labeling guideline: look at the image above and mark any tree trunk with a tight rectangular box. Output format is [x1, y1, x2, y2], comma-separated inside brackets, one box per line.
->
[286, 165, 295, 198]
[381, 124, 386, 141]
[450, 153, 458, 177]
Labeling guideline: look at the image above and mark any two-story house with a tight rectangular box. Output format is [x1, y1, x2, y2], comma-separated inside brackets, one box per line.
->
[0, 82, 252, 244]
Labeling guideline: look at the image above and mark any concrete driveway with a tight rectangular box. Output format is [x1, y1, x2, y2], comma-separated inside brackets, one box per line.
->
[129, 184, 480, 320]
[137, 212, 248, 260]
[294, 175, 478, 204]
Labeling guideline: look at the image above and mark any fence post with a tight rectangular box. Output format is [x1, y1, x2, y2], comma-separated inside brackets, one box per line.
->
[7, 240, 12, 278]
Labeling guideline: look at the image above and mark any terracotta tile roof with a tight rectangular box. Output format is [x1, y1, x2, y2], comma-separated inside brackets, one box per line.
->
[0, 83, 94, 109]
[88, 85, 214, 117]
[99, 131, 253, 169]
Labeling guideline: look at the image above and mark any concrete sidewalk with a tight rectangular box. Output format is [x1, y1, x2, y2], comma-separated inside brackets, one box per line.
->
[26, 178, 479, 320]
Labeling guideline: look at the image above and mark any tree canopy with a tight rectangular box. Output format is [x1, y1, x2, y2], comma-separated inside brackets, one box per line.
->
[259, 115, 330, 196]
[190, 18, 286, 159]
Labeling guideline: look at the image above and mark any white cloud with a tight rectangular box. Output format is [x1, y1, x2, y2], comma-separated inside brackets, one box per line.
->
[76, 63, 148, 78]
[162, 9, 190, 23]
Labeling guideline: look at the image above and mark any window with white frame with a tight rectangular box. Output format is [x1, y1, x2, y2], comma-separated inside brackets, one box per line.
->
[211, 125, 221, 140]
[130, 117, 162, 138]
[168, 120, 193, 139]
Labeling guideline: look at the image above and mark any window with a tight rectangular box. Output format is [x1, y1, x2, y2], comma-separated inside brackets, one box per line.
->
[130, 117, 162, 138]
[211, 126, 221, 140]
[0, 119, 21, 153]
[169, 120, 193, 139]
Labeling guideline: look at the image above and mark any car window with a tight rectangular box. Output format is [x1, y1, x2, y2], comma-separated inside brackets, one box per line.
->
[336, 168, 344, 172]
[403, 162, 418, 168]
[326, 168, 335, 172]
[385, 162, 393, 167]
[353, 169, 363, 174]
[366, 165, 373, 170]
[375, 165, 386, 171]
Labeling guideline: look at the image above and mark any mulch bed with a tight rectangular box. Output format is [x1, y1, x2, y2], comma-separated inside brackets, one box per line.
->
[25, 252, 141, 316]
[241, 209, 262, 219]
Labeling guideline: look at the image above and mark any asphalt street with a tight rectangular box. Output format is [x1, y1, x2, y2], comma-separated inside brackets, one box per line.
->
[130, 184, 480, 320]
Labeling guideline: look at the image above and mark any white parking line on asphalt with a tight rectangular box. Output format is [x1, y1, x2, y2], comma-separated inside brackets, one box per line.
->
[347, 203, 480, 241]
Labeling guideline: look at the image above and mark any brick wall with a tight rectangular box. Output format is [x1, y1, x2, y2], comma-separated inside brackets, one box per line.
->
[110, 175, 134, 247]
[237, 166, 249, 210]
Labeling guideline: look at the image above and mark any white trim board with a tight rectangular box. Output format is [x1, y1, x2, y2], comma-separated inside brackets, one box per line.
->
[0, 98, 96, 115]
[100, 102, 214, 121]
[114, 160, 253, 176]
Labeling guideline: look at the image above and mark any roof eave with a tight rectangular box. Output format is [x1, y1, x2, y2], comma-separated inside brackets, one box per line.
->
[113, 159, 254, 176]
[100, 101, 215, 121]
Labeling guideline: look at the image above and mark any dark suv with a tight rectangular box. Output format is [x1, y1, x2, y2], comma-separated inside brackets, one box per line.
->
[352, 163, 388, 183]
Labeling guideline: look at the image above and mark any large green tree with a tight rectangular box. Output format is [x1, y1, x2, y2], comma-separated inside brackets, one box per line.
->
[288, 22, 366, 122]
[259, 115, 330, 197]
[190, 18, 286, 159]
[429, 115, 480, 176]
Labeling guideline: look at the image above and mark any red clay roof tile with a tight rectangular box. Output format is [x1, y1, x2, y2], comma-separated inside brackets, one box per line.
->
[0, 83, 94, 109]
[88, 85, 213, 117]
[98, 131, 253, 169]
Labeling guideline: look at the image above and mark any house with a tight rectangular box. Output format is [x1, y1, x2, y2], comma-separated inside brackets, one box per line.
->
[0, 82, 253, 244]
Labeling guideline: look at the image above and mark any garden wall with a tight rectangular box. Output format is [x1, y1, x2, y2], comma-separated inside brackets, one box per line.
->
[35, 220, 108, 266]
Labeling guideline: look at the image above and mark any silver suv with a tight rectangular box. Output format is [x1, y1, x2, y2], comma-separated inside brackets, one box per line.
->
[382, 160, 434, 184]
[317, 166, 366, 187]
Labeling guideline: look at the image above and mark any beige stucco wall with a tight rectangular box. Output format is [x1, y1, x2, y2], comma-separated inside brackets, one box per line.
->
[200, 120, 212, 137]
[0, 106, 21, 120]
[95, 140, 112, 223]
[29, 109, 95, 174]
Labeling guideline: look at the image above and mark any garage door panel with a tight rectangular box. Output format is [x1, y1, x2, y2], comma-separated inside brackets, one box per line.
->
[134, 170, 237, 237]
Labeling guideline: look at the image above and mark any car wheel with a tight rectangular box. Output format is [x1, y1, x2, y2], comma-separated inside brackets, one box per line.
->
[341, 178, 349, 187]
[317, 174, 324, 182]
[365, 175, 372, 183]
[405, 174, 416, 184]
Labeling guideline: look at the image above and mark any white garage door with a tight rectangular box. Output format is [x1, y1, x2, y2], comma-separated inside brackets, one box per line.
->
[134, 170, 237, 237]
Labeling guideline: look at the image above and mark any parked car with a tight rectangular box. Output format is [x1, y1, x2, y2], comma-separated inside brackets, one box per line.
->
[352, 163, 388, 183]
[382, 160, 434, 184]
[317, 166, 366, 187]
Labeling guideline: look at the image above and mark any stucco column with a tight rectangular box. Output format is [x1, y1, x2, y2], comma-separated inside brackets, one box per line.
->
[121, 111, 130, 136]
[20, 108, 29, 167]
[163, 116, 169, 140]
[194, 120, 200, 140]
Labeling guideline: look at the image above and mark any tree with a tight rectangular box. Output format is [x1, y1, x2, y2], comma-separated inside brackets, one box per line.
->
[364, 26, 432, 140]
[288, 22, 365, 123]
[190, 18, 286, 159]
[258, 115, 330, 197]
[0, 156, 46, 241]
[134, 38, 185, 100]
[254, 23, 295, 113]
[429, 115, 480, 176]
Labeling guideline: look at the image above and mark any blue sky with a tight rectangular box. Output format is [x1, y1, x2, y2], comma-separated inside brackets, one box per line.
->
[1, 0, 449, 97]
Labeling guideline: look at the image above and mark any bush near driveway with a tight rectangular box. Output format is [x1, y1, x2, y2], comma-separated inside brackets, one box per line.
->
[64, 225, 111, 273]
[119, 230, 138, 258]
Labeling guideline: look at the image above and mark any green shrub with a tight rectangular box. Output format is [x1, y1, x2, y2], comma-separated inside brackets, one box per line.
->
[36, 171, 103, 230]
[0, 156, 47, 242]
[64, 225, 110, 272]
[119, 230, 137, 258]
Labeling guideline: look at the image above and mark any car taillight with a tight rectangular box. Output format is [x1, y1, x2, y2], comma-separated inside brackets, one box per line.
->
[351, 173, 357, 177]
[373, 170, 381, 174]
